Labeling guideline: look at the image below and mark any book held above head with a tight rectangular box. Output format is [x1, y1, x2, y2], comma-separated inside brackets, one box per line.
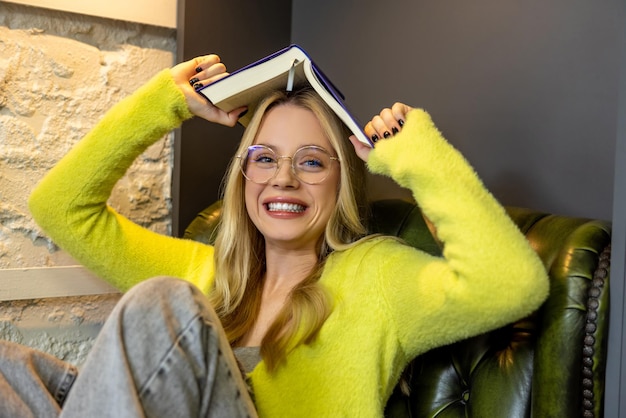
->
[197, 44, 374, 148]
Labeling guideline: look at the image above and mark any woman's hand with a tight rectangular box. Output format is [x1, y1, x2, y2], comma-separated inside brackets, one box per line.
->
[349, 102, 414, 162]
[170, 55, 247, 127]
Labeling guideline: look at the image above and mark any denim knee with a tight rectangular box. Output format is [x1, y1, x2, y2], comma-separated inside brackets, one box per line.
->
[125, 276, 192, 297]
[117, 276, 219, 328]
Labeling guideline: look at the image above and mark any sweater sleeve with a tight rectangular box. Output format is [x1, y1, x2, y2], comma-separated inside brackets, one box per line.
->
[29, 70, 216, 294]
[366, 109, 550, 357]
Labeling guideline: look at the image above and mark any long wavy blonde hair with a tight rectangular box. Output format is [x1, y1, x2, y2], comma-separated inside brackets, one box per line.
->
[209, 87, 369, 372]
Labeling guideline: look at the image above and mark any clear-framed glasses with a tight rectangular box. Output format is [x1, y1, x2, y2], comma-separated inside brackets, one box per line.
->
[238, 145, 340, 185]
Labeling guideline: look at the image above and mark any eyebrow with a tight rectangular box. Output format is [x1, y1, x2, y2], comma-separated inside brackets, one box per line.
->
[252, 141, 339, 158]
[252, 143, 278, 150]
[253, 142, 325, 152]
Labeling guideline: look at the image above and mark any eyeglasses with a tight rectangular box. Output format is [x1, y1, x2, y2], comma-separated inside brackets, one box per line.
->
[238, 145, 339, 185]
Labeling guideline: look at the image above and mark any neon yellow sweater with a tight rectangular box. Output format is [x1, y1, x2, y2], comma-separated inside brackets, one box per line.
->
[29, 69, 549, 417]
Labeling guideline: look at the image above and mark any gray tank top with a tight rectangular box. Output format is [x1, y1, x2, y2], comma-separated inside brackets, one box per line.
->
[233, 346, 261, 374]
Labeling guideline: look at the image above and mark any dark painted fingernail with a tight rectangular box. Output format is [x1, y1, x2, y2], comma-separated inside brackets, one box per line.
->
[189, 77, 200, 86]
[391, 127, 399, 135]
[238, 109, 249, 119]
[195, 66, 202, 73]
[371, 134, 379, 143]
[193, 82, 204, 90]
[383, 131, 391, 139]
[398, 119, 404, 127]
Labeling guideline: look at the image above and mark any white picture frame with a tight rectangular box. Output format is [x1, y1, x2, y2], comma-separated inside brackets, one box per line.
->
[3, 0, 177, 28]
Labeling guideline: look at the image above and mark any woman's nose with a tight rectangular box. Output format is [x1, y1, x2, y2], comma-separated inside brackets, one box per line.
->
[271, 158, 299, 187]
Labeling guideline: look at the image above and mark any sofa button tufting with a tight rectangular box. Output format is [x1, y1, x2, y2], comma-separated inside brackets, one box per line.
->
[460, 390, 470, 404]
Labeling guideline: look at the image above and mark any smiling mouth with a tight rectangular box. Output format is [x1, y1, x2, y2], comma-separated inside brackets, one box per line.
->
[266, 202, 306, 213]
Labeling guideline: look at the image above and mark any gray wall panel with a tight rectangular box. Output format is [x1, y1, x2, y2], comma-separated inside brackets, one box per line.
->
[292, 0, 621, 220]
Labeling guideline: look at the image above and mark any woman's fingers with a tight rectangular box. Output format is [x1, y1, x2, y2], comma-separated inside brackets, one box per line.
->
[364, 103, 413, 144]
[171, 55, 247, 127]
[188, 56, 228, 90]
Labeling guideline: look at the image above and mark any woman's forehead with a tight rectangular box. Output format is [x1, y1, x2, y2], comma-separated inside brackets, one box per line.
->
[254, 104, 335, 152]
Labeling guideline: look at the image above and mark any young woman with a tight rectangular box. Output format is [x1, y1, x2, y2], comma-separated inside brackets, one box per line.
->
[15, 54, 549, 417]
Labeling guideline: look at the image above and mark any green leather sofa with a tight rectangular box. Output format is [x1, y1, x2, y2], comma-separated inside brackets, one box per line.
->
[185, 199, 611, 418]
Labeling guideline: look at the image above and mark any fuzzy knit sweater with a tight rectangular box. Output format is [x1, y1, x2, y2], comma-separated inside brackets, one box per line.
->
[29, 69, 549, 417]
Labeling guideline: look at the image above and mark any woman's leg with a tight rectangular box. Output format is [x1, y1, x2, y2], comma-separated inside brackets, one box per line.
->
[0, 339, 77, 417]
[60, 276, 256, 418]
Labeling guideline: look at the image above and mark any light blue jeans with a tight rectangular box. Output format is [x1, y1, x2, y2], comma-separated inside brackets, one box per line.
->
[0, 277, 257, 418]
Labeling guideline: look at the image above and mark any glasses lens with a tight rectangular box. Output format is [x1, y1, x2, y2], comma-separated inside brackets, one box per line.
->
[293, 146, 334, 184]
[242, 146, 277, 184]
[240, 145, 337, 184]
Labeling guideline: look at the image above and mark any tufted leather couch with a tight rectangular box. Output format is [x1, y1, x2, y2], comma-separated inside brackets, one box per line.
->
[184, 199, 611, 418]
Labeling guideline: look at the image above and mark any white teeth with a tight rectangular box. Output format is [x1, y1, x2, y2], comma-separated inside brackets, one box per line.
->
[267, 202, 305, 212]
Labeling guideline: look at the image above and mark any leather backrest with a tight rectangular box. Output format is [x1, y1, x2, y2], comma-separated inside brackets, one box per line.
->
[371, 201, 611, 418]
[184, 199, 612, 418]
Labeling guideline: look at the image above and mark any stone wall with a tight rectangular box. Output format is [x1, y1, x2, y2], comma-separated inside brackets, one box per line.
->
[0, 2, 176, 269]
[0, 2, 177, 365]
[0, 293, 121, 365]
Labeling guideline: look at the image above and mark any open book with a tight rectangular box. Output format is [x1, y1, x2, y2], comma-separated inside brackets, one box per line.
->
[197, 44, 373, 147]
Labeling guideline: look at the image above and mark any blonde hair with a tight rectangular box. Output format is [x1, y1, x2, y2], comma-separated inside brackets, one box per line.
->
[209, 88, 368, 372]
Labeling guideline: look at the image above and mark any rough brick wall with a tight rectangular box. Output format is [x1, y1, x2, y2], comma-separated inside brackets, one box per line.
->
[0, 2, 176, 365]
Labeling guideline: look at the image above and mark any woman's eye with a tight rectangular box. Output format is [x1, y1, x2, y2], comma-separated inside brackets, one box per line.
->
[252, 154, 276, 164]
[297, 157, 324, 170]
[303, 158, 322, 167]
